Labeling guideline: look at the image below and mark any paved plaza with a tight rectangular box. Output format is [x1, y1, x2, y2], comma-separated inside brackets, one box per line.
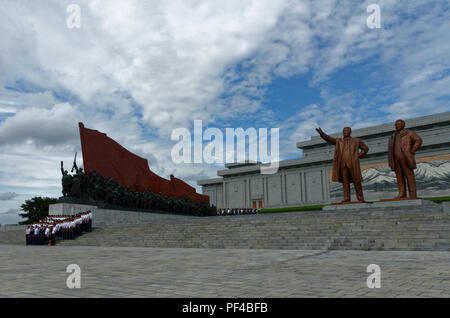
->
[0, 244, 449, 298]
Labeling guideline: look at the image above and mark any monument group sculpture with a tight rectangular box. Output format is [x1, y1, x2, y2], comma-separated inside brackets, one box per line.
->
[59, 123, 216, 216]
[60, 165, 216, 216]
[316, 119, 423, 204]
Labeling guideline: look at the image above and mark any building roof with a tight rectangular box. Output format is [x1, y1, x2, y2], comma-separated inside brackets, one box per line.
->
[297, 111, 450, 149]
[197, 178, 224, 186]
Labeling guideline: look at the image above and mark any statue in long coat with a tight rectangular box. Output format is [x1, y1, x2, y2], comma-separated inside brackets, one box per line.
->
[316, 127, 369, 203]
[387, 119, 422, 199]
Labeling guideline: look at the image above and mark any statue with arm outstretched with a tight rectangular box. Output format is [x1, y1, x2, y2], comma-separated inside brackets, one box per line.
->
[316, 126, 369, 203]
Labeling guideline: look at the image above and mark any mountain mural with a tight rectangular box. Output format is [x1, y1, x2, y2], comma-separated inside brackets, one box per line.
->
[330, 159, 450, 200]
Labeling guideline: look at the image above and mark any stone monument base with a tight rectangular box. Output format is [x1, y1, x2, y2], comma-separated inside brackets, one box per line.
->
[49, 203, 97, 216]
[323, 199, 437, 211]
[380, 197, 421, 202]
[48, 203, 196, 227]
[331, 201, 372, 206]
[444, 202, 450, 213]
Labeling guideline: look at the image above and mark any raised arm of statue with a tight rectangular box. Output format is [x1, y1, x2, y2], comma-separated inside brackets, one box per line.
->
[72, 161, 79, 173]
[71, 152, 79, 173]
[358, 140, 369, 158]
[61, 161, 65, 175]
[316, 127, 337, 145]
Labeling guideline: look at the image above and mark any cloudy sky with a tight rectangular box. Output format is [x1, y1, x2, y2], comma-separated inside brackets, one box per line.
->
[0, 0, 449, 220]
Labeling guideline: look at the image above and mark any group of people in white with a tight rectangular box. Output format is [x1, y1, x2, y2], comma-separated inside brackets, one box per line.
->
[217, 208, 258, 216]
[25, 211, 92, 246]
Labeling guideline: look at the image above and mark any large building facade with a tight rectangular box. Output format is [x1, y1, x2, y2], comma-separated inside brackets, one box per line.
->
[198, 112, 450, 209]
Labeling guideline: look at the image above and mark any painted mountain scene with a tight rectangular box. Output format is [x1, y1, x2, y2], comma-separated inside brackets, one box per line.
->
[330, 160, 450, 201]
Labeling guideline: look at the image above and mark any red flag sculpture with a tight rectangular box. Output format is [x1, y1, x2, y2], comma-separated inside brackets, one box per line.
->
[78, 122, 209, 204]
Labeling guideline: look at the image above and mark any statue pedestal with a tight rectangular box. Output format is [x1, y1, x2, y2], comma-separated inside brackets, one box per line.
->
[49, 203, 97, 215]
[331, 201, 372, 206]
[323, 199, 437, 211]
[444, 202, 450, 213]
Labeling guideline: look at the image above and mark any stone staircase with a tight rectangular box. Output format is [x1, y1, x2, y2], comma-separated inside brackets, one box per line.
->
[54, 205, 450, 251]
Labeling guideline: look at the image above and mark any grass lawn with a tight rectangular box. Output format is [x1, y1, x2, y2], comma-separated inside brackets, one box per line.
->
[425, 196, 450, 203]
[258, 204, 326, 213]
[258, 196, 450, 213]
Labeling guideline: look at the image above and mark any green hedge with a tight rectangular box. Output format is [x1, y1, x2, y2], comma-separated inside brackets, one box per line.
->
[258, 196, 450, 214]
[258, 204, 326, 214]
[425, 196, 450, 203]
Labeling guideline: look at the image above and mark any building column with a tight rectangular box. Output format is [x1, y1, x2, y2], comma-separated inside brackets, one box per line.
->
[264, 177, 268, 207]
[301, 171, 307, 203]
[321, 167, 328, 201]
[223, 182, 227, 208]
[247, 178, 251, 208]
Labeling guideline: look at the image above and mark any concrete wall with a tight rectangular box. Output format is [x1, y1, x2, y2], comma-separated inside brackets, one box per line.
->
[444, 202, 450, 213]
[92, 209, 181, 227]
[0, 225, 26, 232]
[49, 203, 201, 227]
[49, 203, 97, 215]
[202, 184, 223, 208]
[226, 180, 246, 208]
[211, 165, 330, 209]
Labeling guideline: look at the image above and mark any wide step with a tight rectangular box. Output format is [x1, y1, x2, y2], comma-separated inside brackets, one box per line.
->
[56, 207, 450, 251]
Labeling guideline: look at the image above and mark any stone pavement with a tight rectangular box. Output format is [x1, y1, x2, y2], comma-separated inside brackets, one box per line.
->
[0, 244, 449, 298]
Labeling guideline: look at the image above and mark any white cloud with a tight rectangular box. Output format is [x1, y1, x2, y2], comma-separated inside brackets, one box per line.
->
[0, 0, 448, 208]
[0, 103, 82, 146]
[0, 208, 25, 225]
[0, 192, 19, 201]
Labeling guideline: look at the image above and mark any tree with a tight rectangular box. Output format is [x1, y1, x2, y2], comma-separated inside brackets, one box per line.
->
[19, 197, 58, 225]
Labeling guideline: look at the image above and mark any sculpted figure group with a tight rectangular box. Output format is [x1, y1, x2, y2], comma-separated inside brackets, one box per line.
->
[60, 161, 216, 216]
[316, 119, 422, 204]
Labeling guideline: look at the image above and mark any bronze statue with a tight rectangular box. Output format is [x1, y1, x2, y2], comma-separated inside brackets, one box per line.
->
[387, 119, 422, 199]
[60, 161, 72, 197]
[71, 152, 78, 173]
[316, 127, 369, 203]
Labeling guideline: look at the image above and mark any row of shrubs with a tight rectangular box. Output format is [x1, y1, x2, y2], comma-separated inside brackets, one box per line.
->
[258, 196, 450, 214]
